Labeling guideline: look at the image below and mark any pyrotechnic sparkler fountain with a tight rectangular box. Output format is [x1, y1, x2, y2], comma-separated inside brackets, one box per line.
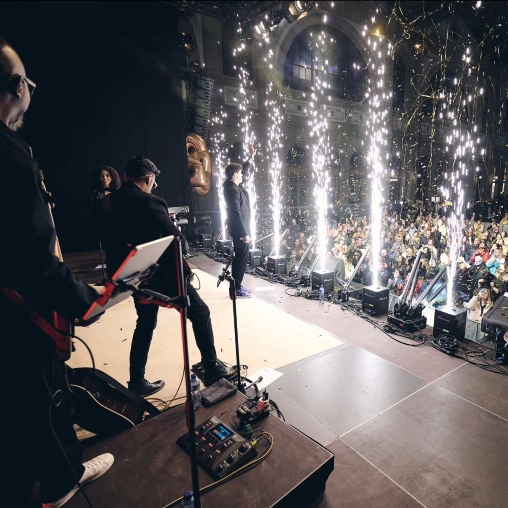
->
[307, 30, 331, 271]
[264, 43, 284, 258]
[438, 46, 484, 306]
[363, 14, 392, 285]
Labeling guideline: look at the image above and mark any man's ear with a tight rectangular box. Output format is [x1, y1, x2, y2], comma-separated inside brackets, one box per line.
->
[8, 76, 22, 97]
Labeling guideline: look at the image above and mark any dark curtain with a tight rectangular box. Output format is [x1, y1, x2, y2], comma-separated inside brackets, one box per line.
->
[0, 1, 190, 251]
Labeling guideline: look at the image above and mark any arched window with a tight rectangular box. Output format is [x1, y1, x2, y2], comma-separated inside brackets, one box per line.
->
[284, 26, 369, 101]
[392, 56, 405, 111]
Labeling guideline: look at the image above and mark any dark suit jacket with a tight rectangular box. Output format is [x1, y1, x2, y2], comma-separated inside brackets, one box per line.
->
[106, 181, 184, 294]
[223, 179, 251, 238]
[0, 120, 96, 361]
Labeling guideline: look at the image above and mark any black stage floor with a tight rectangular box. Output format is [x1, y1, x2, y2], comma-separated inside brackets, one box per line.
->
[62, 249, 508, 508]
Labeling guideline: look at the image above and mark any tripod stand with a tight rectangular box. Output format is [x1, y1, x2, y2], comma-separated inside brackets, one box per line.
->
[217, 254, 245, 394]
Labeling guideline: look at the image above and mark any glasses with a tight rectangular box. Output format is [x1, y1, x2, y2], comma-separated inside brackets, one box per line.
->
[23, 76, 36, 95]
[12, 75, 36, 95]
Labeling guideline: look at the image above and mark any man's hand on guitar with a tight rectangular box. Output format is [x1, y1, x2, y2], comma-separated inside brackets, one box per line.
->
[75, 313, 103, 327]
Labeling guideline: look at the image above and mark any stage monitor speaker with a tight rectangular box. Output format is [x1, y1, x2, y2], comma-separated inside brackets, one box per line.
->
[311, 269, 334, 292]
[433, 305, 467, 340]
[249, 248, 262, 267]
[481, 295, 508, 335]
[216, 239, 233, 254]
[267, 255, 287, 274]
[387, 314, 427, 332]
[362, 285, 389, 316]
[198, 234, 212, 248]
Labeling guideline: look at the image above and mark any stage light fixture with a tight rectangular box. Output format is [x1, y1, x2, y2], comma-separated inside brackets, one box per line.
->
[294, 1, 314, 13]
[269, 10, 285, 28]
[254, 20, 270, 36]
[282, 4, 297, 23]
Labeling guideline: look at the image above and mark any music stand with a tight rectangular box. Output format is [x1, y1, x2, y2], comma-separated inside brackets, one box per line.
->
[83, 236, 175, 321]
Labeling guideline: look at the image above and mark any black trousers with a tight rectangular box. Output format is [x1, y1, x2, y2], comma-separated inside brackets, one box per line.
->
[232, 237, 250, 289]
[1, 348, 85, 506]
[130, 282, 218, 382]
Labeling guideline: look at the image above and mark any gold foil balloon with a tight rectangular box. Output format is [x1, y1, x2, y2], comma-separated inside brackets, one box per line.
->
[187, 133, 212, 196]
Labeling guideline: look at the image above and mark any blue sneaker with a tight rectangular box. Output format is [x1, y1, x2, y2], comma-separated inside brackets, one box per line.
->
[236, 287, 252, 298]
[240, 285, 252, 294]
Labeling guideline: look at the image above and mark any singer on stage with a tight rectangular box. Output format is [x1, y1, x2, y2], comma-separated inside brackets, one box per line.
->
[223, 144, 256, 299]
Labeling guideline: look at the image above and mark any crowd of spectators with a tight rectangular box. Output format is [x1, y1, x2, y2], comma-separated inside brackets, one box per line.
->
[274, 206, 508, 324]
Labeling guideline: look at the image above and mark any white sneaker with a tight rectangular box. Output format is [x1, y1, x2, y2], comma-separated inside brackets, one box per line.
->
[43, 453, 114, 508]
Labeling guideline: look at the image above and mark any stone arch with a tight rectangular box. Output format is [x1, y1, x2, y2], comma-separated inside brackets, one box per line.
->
[272, 11, 378, 87]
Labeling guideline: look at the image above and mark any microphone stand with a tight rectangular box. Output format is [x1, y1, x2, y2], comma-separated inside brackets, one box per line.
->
[217, 253, 245, 394]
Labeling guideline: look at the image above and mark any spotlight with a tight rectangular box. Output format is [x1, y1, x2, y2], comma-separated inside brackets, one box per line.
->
[294, 1, 314, 12]
[269, 10, 284, 28]
[179, 33, 196, 56]
[282, 4, 297, 23]
[411, 41, 428, 58]
[254, 20, 270, 36]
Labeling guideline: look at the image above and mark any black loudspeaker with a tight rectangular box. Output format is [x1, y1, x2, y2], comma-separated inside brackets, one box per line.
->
[433, 305, 467, 340]
[311, 269, 334, 292]
[184, 73, 213, 141]
[198, 234, 212, 248]
[362, 285, 389, 316]
[267, 255, 287, 274]
[481, 295, 508, 335]
[249, 249, 262, 267]
[216, 239, 233, 254]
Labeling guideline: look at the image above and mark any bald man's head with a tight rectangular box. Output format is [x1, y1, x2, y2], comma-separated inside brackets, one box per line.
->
[0, 38, 31, 131]
[0, 38, 19, 89]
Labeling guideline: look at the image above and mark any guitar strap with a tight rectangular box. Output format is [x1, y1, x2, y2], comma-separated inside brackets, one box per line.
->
[71, 367, 162, 417]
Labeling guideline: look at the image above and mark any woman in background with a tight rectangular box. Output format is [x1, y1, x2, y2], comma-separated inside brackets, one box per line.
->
[87, 166, 122, 275]
[464, 287, 494, 323]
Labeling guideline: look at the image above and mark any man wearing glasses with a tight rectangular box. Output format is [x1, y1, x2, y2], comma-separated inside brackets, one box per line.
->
[104, 156, 235, 396]
[0, 39, 114, 506]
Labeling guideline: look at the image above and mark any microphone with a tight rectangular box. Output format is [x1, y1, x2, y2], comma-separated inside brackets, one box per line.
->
[244, 376, 263, 391]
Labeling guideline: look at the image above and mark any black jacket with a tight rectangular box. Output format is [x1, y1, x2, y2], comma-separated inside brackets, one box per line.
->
[223, 161, 251, 238]
[106, 181, 185, 294]
[0, 120, 96, 360]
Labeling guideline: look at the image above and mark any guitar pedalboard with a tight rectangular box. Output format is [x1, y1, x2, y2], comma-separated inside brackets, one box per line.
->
[177, 416, 257, 480]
